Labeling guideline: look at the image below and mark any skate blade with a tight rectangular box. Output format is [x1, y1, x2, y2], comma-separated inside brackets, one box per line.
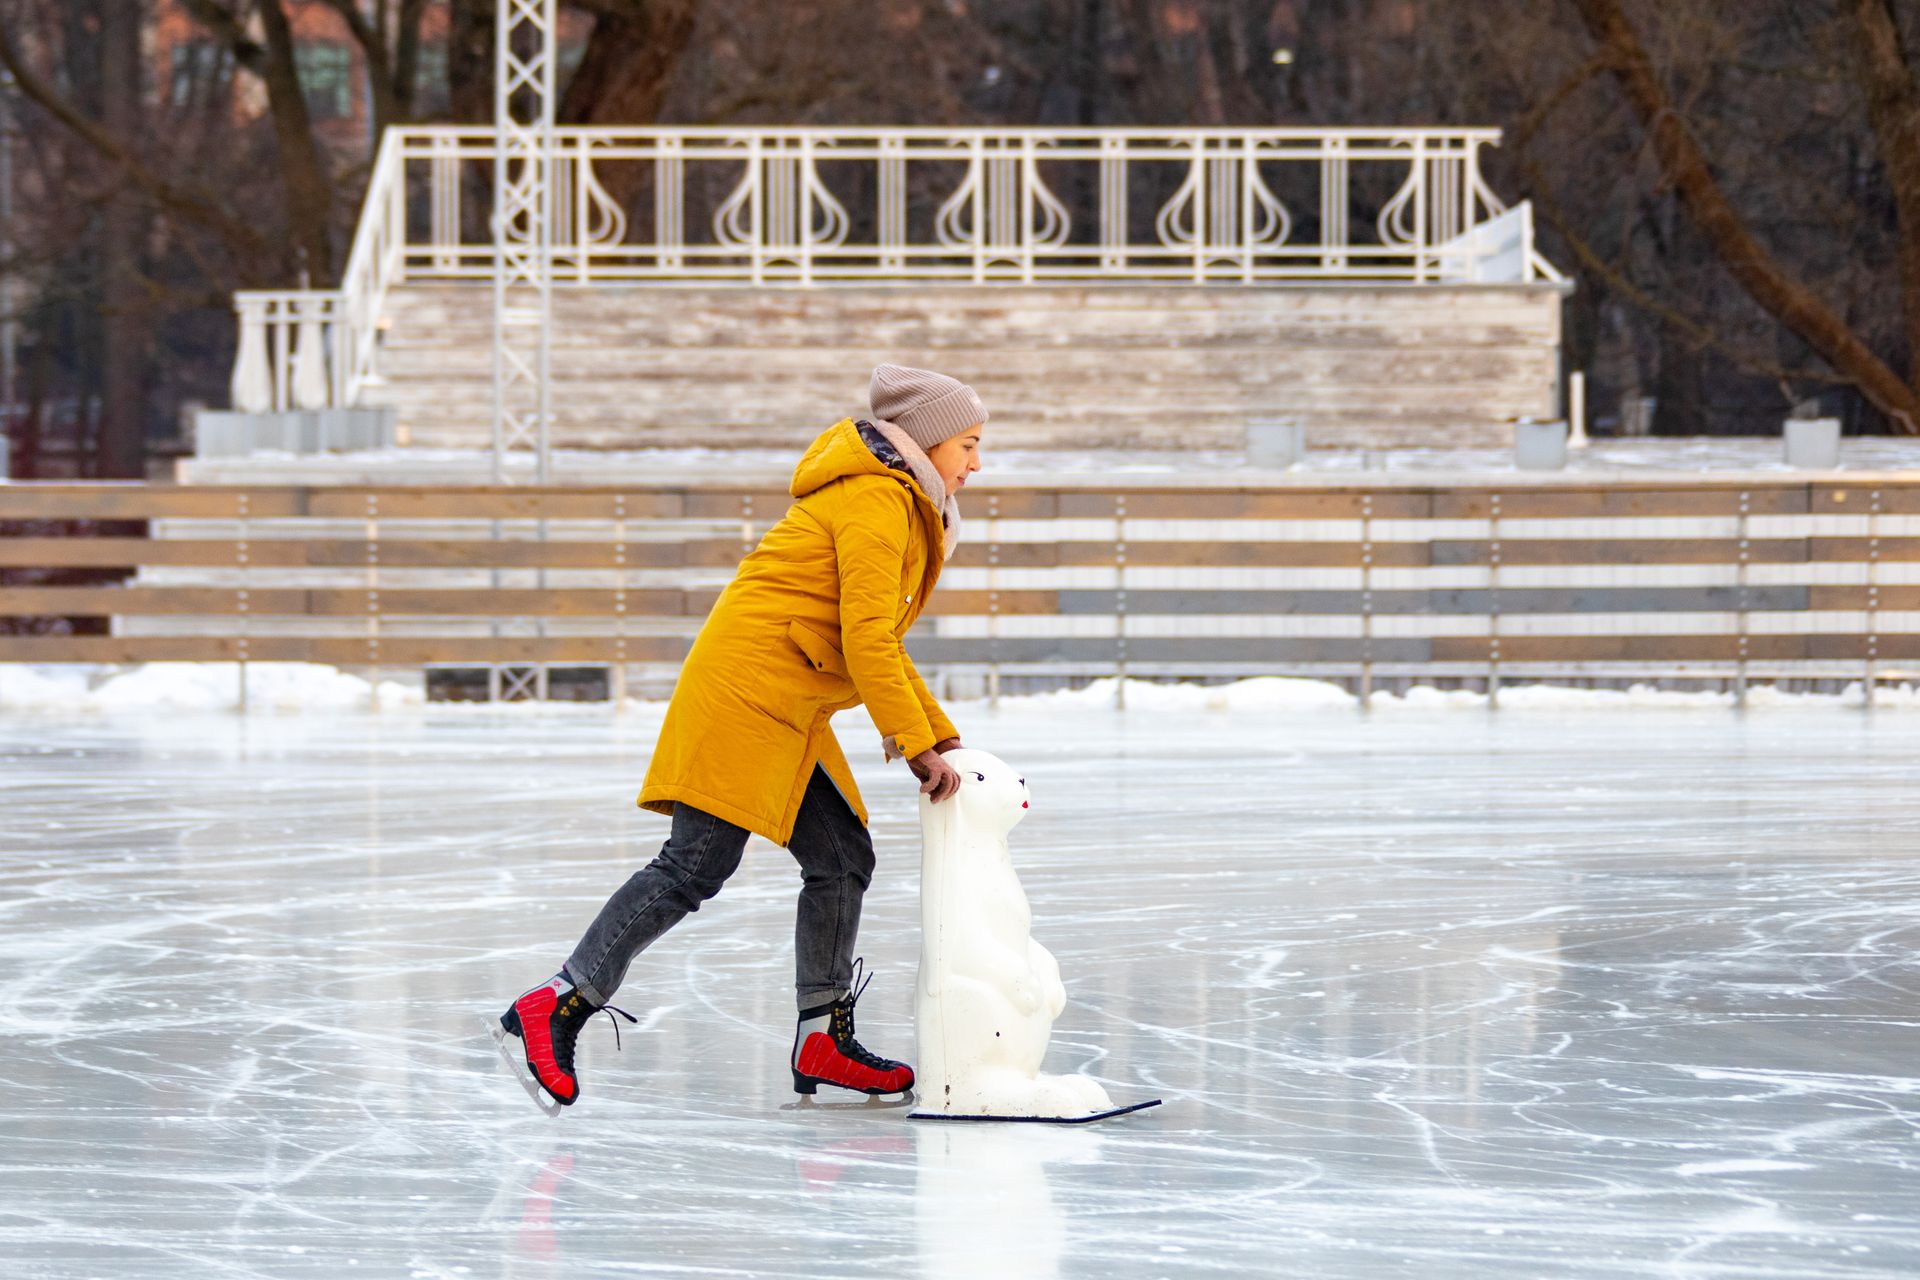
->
[490, 1020, 564, 1119]
[907, 1098, 1163, 1125]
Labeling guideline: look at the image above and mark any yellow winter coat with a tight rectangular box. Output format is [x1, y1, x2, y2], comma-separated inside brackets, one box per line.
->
[638, 418, 960, 845]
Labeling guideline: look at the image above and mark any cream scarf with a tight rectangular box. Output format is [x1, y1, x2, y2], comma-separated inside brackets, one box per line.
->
[869, 418, 962, 562]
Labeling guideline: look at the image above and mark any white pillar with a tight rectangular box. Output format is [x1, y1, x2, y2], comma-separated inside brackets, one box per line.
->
[231, 296, 274, 413]
[292, 296, 331, 410]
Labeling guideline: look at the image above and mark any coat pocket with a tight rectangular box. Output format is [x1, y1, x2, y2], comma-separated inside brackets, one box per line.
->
[787, 620, 850, 679]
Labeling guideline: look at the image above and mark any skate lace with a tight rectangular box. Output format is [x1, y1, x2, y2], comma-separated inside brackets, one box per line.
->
[554, 998, 639, 1073]
[830, 958, 895, 1070]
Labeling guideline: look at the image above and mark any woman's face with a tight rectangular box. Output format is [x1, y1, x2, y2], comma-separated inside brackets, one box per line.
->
[928, 425, 985, 496]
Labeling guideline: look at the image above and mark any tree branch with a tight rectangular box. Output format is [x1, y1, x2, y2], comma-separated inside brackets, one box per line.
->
[1571, 0, 1919, 432]
[316, 0, 404, 130]
[1524, 160, 1850, 391]
[0, 20, 271, 264]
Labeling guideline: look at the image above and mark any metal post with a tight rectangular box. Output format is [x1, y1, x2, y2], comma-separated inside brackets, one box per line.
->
[987, 493, 1001, 708]
[613, 493, 629, 711]
[366, 494, 382, 706]
[493, 0, 556, 483]
[1359, 493, 1374, 710]
[236, 493, 250, 713]
[1735, 492, 1750, 707]
[1866, 489, 1882, 709]
[1487, 492, 1501, 708]
[1115, 494, 1128, 710]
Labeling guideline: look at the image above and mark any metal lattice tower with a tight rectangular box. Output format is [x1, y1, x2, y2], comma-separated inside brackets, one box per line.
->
[492, 0, 556, 483]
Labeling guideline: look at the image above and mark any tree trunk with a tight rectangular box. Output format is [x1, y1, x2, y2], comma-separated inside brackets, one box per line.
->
[1847, 0, 1920, 385]
[97, 0, 147, 478]
[447, 0, 496, 124]
[557, 2, 698, 213]
[256, 0, 336, 281]
[1571, 0, 1920, 433]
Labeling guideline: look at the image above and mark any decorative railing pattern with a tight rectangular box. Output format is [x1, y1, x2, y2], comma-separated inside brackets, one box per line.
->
[230, 126, 1564, 412]
[3, 479, 1914, 705]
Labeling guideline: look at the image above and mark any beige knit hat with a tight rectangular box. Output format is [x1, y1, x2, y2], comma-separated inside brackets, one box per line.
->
[869, 364, 989, 451]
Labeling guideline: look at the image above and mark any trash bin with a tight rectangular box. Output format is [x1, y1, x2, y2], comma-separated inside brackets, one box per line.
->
[1783, 417, 1841, 470]
[1514, 419, 1569, 471]
[1246, 417, 1305, 469]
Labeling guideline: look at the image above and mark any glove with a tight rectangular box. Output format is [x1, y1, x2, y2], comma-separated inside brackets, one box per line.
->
[909, 747, 963, 802]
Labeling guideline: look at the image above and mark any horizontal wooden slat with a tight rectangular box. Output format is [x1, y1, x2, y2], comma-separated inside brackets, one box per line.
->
[302, 588, 692, 616]
[1433, 487, 1812, 520]
[1433, 538, 1809, 567]
[0, 587, 311, 615]
[1054, 491, 1432, 520]
[1810, 537, 1920, 562]
[0, 486, 305, 519]
[1810, 485, 1920, 515]
[1809, 585, 1920, 611]
[0, 635, 694, 664]
[0, 537, 746, 570]
[305, 490, 694, 519]
[1436, 634, 1920, 663]
[917, 590, 1061, 615]
[0, 586, 694, 617]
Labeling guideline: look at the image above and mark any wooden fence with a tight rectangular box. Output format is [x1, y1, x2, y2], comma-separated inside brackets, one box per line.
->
[3, 479, 1917, 698]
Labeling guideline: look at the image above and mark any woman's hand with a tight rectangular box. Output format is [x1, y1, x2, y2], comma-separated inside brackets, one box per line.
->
[909, 747, 963, 802]
[931, 737, 962, 754]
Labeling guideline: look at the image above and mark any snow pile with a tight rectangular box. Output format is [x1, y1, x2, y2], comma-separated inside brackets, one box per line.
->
[1027, 675, 1920, 713]
[0, 663, 423, 714]
[1032, 675, 1355, 713]
[3, 663, 1916, 716]
[0, 665, 94, 711]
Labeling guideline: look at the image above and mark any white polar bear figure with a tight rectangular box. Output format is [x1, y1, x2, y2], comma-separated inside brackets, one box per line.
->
[914, 748, 1113, 1119]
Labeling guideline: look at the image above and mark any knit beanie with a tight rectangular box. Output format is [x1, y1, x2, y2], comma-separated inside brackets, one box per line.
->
[869, 364, 989, 452]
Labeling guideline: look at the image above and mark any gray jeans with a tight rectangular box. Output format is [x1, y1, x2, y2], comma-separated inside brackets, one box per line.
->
[563, 766, 876, 1012]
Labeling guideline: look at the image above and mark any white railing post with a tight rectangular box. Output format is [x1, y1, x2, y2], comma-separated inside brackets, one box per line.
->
[231, 295, 273, 413]
[1240, 133, 1256, 283]
[1412, 136, 1429, 283]
[970, 135, 985, 284]
[880, 133, 906, 271]
[1020, 134, 1035, 284]
[799, 132, 814, 286]
[269, 298, 292, 412]
[292, 294, 331, 410]
[1190, 138, 1206, 282]
[1100, 134, 1126, 272]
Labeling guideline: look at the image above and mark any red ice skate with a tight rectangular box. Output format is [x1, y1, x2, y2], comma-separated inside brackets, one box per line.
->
[791, 960, 915, 1097]
[493, 974, 636, 1114]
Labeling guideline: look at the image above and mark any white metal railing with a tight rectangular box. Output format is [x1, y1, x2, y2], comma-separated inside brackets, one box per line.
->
[232, 131, 407, 414]
[231, 125, 1565, 411]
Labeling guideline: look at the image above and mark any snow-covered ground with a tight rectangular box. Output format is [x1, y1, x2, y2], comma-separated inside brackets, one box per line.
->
[4, 694, 1920, 1277]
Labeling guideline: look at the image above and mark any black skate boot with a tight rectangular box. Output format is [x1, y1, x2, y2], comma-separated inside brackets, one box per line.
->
[791, 959, 915, 1097]
[493, 974, 636, 1115]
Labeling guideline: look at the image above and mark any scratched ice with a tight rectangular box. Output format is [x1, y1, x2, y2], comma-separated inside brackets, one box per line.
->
[3, 689, 1919, 1278]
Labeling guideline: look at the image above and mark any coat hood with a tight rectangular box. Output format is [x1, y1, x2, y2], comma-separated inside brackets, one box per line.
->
[791, 418, 960, 565]
[790, 417, 925, 501]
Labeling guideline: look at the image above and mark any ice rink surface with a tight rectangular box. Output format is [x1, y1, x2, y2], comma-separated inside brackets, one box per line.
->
[4, 689, 1919, 1278]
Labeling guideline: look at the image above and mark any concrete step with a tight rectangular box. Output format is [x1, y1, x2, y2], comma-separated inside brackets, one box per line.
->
[360, 281, 1562, 451]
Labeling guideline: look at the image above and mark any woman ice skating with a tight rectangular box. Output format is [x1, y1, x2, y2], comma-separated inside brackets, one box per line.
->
[495, 364, 988, 1111]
